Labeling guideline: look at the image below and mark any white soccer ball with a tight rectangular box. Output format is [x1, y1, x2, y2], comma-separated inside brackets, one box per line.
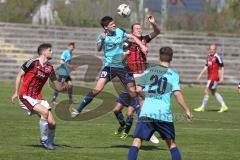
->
[117, 4, 131, 17]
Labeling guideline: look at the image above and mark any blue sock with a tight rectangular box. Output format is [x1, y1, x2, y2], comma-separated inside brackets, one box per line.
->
[52, 90, 58, 101]
[77, 91, 95, 112]
[135, 105, 141, 117]
[170, 147, 181, 160]
[128, 146, 139, 160]
[114, 111, 125, 127]
[68, 88, 73, 101]
[124, 116, 133, 134]
[130, 96, 141, 117]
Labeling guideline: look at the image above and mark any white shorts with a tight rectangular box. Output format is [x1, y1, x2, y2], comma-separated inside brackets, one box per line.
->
[133, 73, 145, 86]
[18, 96, 51, 116]
[206, 80, 218, 90]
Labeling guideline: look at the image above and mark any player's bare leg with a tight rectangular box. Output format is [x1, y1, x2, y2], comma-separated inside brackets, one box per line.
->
[128, 138, 142, 160]
[67, 80, 78, 104]
[165, 139, 182, 160]
[127, 82, 137, 98]
[47, 111, 59, 147]
[33, 104, 57, 150]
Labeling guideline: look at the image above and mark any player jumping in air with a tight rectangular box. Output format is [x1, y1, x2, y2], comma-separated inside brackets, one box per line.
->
[71, 16, 148, 118]
[112, 15, 160, 143]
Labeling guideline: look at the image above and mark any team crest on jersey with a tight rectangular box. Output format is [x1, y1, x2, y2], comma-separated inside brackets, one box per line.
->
[100, 71, 108, 78]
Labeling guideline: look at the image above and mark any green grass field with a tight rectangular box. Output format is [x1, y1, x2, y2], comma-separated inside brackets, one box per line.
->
[0, 82, 239, 160]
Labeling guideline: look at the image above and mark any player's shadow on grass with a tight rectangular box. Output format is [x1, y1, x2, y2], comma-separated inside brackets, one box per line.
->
[24, 144, 43, 148]
[24, 144, 83, 149]
[110, 145, 166, 151]
[206, 109, 220, 112]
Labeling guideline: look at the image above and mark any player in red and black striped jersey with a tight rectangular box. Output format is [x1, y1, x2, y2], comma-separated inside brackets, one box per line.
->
[19, 58, 56, 99]
[113, 16, 161, 142]
[194, 44, 228, 113]
[11, 43, 68, 150]
[126, 15, 160, 75]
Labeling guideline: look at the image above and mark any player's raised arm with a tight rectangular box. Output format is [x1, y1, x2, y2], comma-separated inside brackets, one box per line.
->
[126, 34, 148, 54]
[148, 15, 160, 39]
[11, 68, 25, 103]
[173, 91, 192, 122]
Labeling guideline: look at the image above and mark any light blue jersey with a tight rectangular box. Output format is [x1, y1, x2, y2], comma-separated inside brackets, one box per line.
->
[97, 28, 127, 68]
[58, 49, 72, 76]
[137, 65, 180, 122]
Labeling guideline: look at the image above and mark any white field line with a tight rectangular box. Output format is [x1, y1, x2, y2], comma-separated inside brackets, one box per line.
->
[193, 118, 239, 124]
[181, 127, 240, 132]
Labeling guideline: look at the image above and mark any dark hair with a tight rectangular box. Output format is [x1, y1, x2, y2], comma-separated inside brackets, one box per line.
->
[68, 42, 75, 46]
[131, 23, 141, 32]
[37, 43, 52, 55]
[100, 16, 113, 28]
[159, 47, 173, 62]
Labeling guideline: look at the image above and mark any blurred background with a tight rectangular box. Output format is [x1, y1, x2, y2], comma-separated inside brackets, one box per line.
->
[0, 0, 239, 32]
[0, 0, 239, 86]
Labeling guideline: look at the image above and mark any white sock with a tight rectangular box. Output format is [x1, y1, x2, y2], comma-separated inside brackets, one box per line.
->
[39, 119, 48, 142]
[215, 94, 226, 107]
[48, 127, 55, 144]
[201, 95, 209, 108]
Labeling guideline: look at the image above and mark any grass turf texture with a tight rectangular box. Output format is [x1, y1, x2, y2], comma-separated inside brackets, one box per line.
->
[0, 82, 239, 160]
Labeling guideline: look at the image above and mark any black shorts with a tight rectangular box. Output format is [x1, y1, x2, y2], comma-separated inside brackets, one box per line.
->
[99, 66, 135, 85]
[116, 91, 140, 110]
[133, 117, 175, 141]
[58, 75, 72, 83]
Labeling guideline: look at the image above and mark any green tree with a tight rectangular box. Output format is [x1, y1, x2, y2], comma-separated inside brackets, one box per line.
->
[223, 0, 240, 32]
[0, 0, 41, 23]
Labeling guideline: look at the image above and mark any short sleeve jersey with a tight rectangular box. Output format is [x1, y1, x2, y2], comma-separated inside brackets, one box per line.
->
[97, 28, 127, 68]
[58, 49, 72, 76]
[127, 35, 152, 74]
[136, 65, 180, 122]
[20, 58, 57, 99]
[206, 53, 224, 81]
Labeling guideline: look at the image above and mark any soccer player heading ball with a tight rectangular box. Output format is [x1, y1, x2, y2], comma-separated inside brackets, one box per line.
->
[112, 15, 161, 143]
[71, 16, 148, 118]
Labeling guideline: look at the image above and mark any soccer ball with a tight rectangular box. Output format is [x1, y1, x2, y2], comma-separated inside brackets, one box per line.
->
[117, 4, 131, 17]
